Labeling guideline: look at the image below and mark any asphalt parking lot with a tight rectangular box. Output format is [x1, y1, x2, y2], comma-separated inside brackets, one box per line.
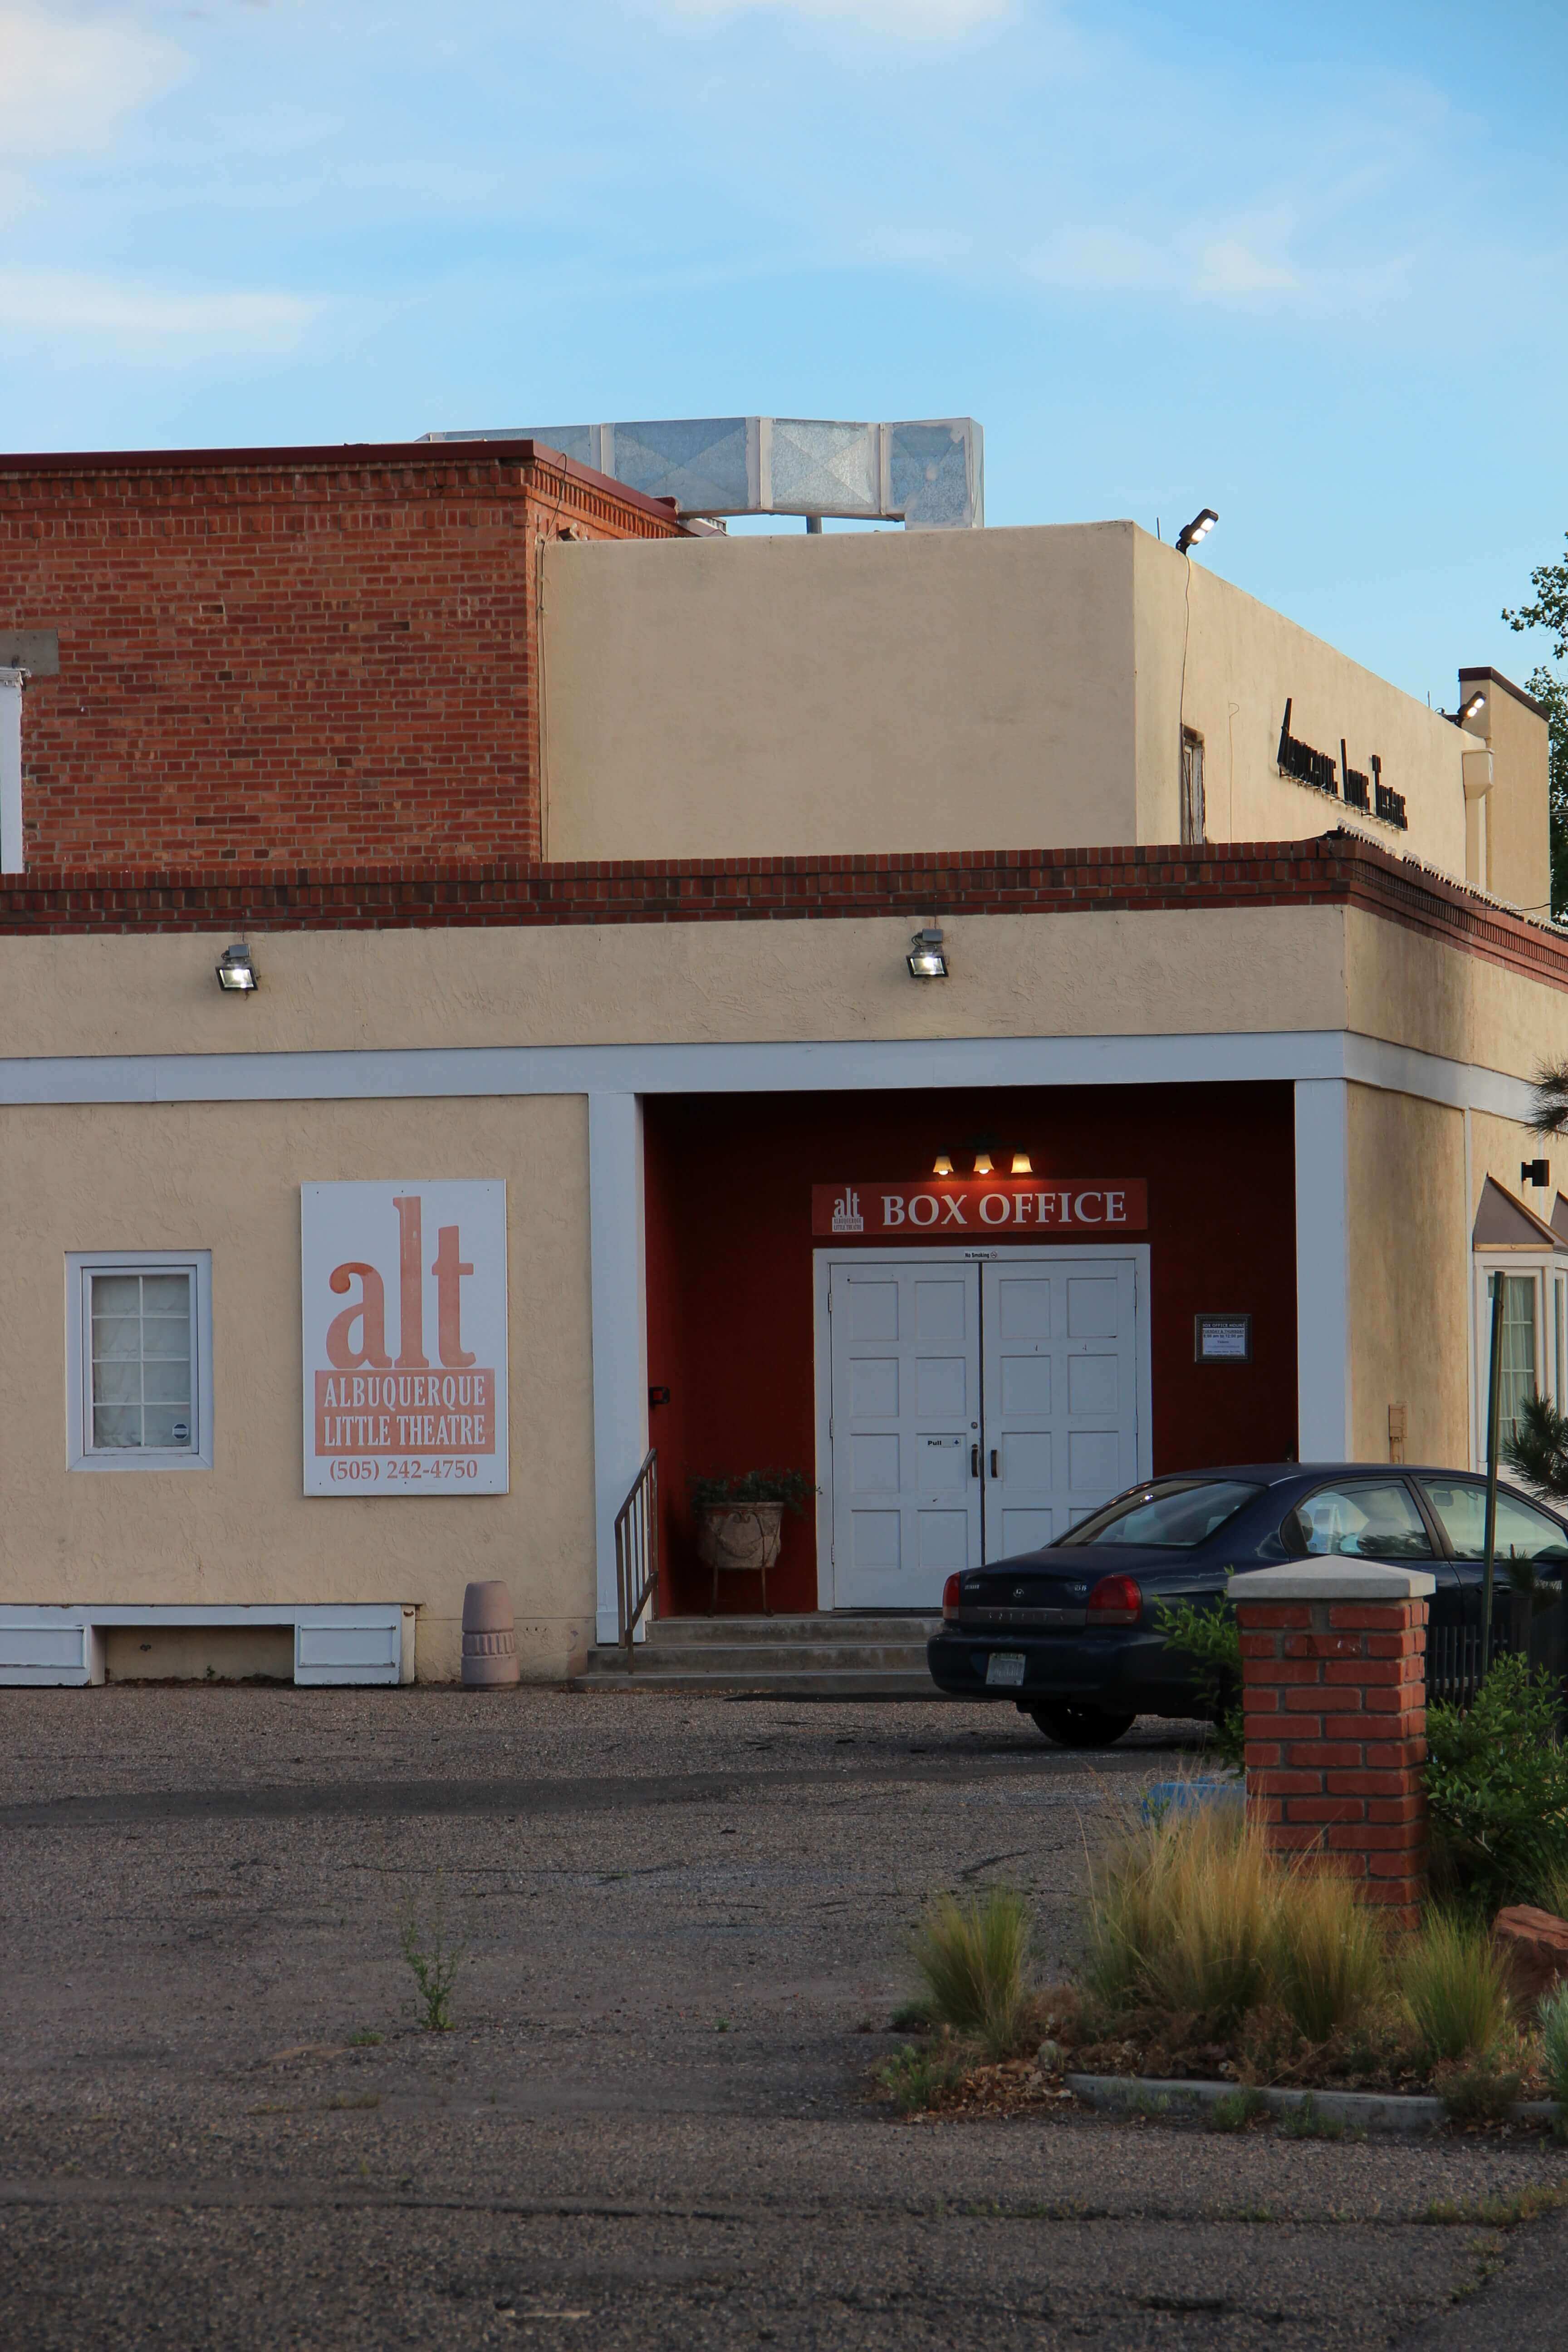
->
[1, 1686, 1564, 2349]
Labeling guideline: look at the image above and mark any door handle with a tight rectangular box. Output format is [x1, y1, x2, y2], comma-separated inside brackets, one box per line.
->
[990, 1449, 999, 1478]
[970, 1443, 980, 1479]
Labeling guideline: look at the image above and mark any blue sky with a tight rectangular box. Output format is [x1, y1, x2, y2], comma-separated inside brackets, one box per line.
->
[3, 0, 1567, 706]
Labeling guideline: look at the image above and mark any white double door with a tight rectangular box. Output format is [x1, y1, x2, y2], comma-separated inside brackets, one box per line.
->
[823, 1250, 1145, 1609]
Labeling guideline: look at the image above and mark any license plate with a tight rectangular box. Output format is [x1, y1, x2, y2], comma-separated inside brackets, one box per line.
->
[985, 1652, 1026, 1688]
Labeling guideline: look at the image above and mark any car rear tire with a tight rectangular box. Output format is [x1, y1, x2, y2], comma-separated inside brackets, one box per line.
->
[1028, 1701, 1137, 1749]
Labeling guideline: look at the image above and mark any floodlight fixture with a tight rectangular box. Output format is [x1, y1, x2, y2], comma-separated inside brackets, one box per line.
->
[907, 926, 948, 980]
[932, 1152, 955, 1176]
[216, 942, 258, 993]
[1175, 507, 1218, 555]
[1011, 1151, 1033, 1175]
[1460, 691, 1486, 723]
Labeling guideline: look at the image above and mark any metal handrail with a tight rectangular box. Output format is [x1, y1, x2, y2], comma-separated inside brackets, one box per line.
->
[614, 1448, 659, 1667]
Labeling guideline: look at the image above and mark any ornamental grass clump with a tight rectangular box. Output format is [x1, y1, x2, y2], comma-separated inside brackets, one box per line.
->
[1084, 1805, 1276, 2037]
[911, 1885, 1035, 2060]
[1263, 1864, 1389, 2045]
[1083, 1803, 1392, 2046]
[1398, 1911, 1511, 2066]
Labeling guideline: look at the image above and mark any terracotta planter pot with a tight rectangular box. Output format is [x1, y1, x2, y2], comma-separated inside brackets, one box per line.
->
[697, 1501, 784, 1613]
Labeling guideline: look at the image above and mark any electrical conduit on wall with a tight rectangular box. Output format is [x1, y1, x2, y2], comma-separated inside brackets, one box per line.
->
[0, 668, 23, 872]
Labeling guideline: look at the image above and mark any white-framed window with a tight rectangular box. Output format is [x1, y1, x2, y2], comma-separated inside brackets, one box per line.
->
[1472, 1254, 1568, 1467]
[66, 1252, 213, 1471]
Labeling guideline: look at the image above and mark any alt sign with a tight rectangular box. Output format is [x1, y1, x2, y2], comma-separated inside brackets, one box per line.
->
[300, 1181, 509, 1495]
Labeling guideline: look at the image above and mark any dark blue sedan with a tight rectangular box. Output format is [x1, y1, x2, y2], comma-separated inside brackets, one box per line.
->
[925, 1463, 1568, 1746]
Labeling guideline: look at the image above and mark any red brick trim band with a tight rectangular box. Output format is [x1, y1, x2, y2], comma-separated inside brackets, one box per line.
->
[0, 438, 687, 533]
[0, 828, 1561, 995]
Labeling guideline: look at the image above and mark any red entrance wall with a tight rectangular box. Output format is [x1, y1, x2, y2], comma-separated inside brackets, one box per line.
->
[643, 1083, 1298, 1617]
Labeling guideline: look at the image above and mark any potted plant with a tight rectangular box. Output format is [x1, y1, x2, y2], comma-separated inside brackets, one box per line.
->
[689, 1470, 816, 1614]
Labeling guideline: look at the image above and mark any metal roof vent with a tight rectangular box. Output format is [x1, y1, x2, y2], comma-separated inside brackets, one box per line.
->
[420, 415, 983, 529]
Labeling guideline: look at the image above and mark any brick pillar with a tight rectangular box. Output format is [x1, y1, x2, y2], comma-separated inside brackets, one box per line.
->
[1226, 1565, 1432, 1930]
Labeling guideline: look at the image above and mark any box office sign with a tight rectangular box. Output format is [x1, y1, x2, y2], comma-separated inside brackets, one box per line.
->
[812, 1180, 1147, 1238]
[300, 1181, 508, 1495]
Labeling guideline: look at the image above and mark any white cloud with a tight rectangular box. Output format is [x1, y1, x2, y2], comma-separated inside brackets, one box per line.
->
[0, 5, 190, 157]
[1023, 217, 1416, 313]
[0, 269, 323, 354]
[209, 103, 343, 157]
[1027, 225, 1174, 291]
[654, 0, 1009, 36]
[860, 224, 973, 265]
[1191, 238, 1297, 296]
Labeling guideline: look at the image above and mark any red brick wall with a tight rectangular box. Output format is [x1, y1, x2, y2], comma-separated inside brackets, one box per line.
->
[1239, 1591, 1429, 1930]
[0, 441, 683, 869]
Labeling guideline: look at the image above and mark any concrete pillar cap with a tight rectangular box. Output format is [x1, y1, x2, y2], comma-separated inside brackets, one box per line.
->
[1227, 1563, 1436, 1602]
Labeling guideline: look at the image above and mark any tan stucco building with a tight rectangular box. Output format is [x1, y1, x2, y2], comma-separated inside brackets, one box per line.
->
[0, 445, 1561, 1684]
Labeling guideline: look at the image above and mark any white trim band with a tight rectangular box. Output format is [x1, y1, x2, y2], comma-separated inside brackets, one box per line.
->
[0, 1027, 1541, 1121]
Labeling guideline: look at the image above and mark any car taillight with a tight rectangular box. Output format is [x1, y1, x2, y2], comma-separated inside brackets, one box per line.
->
[1087, 1573, 1142, 1627]
[942, 1573, 962, 1623]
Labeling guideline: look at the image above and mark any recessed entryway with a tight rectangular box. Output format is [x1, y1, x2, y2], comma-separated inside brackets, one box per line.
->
[813, 1246, 1151, 1609]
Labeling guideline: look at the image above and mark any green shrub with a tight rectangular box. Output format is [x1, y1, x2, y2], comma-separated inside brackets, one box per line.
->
[1278, 2094, 1351, 2141]
[1153, 1597, 1244, 1771]
[688, 1469, 815, 1514]
[1502, 1390, 1568, 1497]
[399, 1877, 465, 2033]
[1538, 1982, 1568, 2118]
[911, 1886, 1033, 2059]
[1400, 1912, 1510, 2065]
[877, 2038, 970, 2115]
[1207, 2087, 1268, 2132]
[1434, 2053, 1524, 2124]
[1425, 1655, 1568, 1912]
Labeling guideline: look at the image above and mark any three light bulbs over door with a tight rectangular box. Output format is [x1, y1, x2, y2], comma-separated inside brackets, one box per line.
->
[931, 1150, 1033, 1176]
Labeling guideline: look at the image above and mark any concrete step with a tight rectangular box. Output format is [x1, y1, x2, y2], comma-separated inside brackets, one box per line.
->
[634, 1613, 940, 1649]
[581, 1638, 934, 1678]
[572, 1666, 946, 1699]
[577, 1610, 946, 1697]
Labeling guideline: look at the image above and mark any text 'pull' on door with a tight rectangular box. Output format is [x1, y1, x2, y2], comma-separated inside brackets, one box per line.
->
[980, 1259, 1139, 1558]
[828, 1263, 982, 1608]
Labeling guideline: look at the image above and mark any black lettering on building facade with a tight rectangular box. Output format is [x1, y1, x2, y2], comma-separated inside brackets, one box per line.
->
[1275, 699, 1407, 831]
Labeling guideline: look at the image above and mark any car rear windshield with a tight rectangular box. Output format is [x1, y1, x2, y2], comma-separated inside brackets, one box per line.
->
[1060, 1478, 1264, 1549]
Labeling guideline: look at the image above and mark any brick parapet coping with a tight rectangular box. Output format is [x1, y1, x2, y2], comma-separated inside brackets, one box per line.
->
[1238, 1595, 1429, 1930]
[0, 827, 1563, 993]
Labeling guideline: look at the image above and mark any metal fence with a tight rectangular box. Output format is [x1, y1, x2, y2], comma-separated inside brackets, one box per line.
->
[1426, 1587, 1568, 1716]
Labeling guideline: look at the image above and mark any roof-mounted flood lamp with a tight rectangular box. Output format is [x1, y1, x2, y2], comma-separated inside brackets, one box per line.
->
[1176, 507, 1218, 554]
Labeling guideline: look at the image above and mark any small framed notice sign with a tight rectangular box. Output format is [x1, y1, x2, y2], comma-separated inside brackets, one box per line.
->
[1195, 1313, 1251, 1364]
[301, 1181, 508, 1496]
